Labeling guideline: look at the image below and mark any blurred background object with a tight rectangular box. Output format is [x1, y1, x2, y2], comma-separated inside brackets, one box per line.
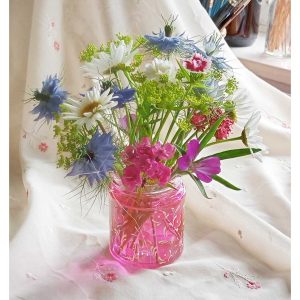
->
[199, 0, 291, 93]
[225, 0, 262, 47]
[265, 0, 291, 57]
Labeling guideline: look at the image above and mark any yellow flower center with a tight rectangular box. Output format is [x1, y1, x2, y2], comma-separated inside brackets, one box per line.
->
[79, 101, 100, 117]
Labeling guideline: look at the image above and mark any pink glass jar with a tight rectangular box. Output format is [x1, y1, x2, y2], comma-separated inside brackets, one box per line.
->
[109, 176, 185, 269]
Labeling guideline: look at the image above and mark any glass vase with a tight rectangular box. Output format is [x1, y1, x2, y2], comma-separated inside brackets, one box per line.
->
[265, 0, 291, 57]
[109, 176, 186, 269]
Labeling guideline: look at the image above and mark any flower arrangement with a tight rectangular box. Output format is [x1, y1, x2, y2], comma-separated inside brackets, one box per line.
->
[28, 16, 264, 268]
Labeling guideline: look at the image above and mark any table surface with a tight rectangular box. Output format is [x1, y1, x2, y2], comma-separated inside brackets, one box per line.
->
[231, 32, 291, 90]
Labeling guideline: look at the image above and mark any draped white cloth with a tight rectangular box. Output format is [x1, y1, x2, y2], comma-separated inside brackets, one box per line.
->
[10, 0, 291, 299]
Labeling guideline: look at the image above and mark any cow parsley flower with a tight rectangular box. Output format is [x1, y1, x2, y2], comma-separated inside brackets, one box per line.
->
[31, 74, 67, 122]
[81, 41, 135, 79]
[144, 58, 177, 81]
[67, 131, 116, 186]
[63, 86, 117, 130]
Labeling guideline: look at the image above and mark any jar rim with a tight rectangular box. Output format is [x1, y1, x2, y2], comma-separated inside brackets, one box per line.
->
[109, 175, 185, 210]
[112, 174, 184, 194]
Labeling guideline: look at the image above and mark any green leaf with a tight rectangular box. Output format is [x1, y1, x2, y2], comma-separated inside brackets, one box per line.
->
[166, 182, 178, 190]
[176, 59, 190, 81]
[188, 172, 211, 199]
[174, 144, 186, 155]
[192, 82, 206, 89]
[206, 148, 262, 160]
[200, 116, 225, 150]
[212, 175, 241, 191]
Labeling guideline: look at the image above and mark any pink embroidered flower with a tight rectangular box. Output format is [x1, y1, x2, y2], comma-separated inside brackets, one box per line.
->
[54, 41, 60, 51]
[183, 53, 211, 72]
[38, 142, 48, 152]
[101, 271, 118, 282]
[191, 112, 207, 131]
[247, 281, 261, 289]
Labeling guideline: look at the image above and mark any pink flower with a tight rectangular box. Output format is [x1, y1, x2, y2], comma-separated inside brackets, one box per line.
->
[136, 137, 153, 158]
[119, 114, 136, 130]
[183, 53, 211, 72]
[120, 138, 176, 190]
[191, 112, 207, 131]
[177, 139, 221, 183]
[152, 142, 175, 161]
[147, 161, 172, 186]
[209, 108, 234, 140]
[38, 142, 48, 152]
[215, 118, 234, 140]
[121, 165, 142, 191]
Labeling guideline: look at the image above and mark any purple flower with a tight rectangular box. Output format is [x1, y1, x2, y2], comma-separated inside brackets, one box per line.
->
[178, 139, 221, 183]
[31, 74, 67, 122]
[112, 86, 136, 108]
[119, 114, 136, 130]
[67, 130, 116, 186]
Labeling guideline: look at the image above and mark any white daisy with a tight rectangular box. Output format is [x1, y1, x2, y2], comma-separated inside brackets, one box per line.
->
[81, 40, 135, 79]
[63, 87, 117, 130]
[144, 58, 177, 81]
[242, 111, 266, 162]
[232, 91, 254, 124]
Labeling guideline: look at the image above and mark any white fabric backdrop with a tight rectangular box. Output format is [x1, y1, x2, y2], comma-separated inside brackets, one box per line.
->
[10, 0, 291, 299]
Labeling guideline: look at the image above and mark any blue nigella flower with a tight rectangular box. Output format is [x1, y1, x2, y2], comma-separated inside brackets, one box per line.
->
[31, 74, 67, 122]
[194, 78, 227, 101]
[198, 33, 231, 70]
[67, 131, 116, 186]
[112, 86, 136, 108]
[144, 29, 198, 56]
[203, 33, 224, 56]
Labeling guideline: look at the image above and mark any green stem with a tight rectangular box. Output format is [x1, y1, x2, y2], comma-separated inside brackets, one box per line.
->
[97, 120, 106, 133]
[101, 114, 126, 134]
[112, 110, 125, 146]
[153, 110, 170, 142]
[163, 111, 178, 143]
[205, 136, 241, 147]
[182, 130, 197, 146]
[113, 71, 122, 89]
[170, 129, 182, 144]
[126, 105, 135, 143]
[123, 70, 137, 89]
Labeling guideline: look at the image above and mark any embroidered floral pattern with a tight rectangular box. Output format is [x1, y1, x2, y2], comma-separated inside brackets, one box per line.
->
[219, 265, 262, 289]
[54, 41, 60, 51]
[38, 142, 48, 152]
